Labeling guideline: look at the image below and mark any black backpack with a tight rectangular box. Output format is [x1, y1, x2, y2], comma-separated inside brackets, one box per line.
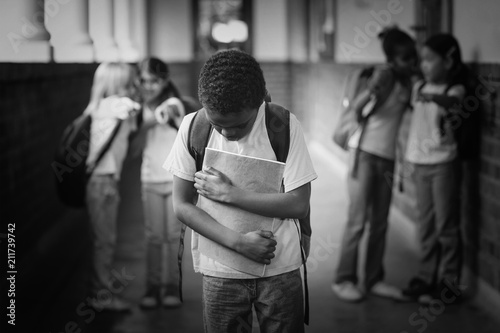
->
[178, 102, 311, 324]
[52, 113, 122, 208]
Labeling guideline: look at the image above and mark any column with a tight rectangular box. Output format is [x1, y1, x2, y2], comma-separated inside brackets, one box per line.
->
[89, 0, 119, 62]
[114, 0, 140, 62]
[130, 0, 147, 61]
[48, 0, 94, 62]
[0, 0, 51, 62]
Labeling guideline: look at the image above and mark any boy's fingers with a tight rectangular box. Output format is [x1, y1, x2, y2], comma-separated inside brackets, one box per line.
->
[257, 230, 274, 239]
[203, 167, 221, 177]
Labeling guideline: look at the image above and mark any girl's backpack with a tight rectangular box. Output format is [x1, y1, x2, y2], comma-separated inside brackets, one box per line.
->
[52, 113, 122, 208]
[333, 66, 397, 151]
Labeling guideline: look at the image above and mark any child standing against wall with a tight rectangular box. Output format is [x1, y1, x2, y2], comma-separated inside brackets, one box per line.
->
[403, 34, 469, 304]
[137, 57, 185, 309]
[332, 27, 418, 302]
[85, 62, 140, 311]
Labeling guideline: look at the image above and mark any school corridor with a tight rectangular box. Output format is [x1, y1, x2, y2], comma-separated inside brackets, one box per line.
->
[8, 140, 499, 333]
[2, 1, 500, 332]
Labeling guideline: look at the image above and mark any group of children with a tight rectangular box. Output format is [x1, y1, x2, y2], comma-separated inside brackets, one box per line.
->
[333, 28, 474, 306]
[84, 58, 186, 311]
[79, 27, 473, 332]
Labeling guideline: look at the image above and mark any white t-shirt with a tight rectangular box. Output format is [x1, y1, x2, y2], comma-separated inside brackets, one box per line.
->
[348, 80, 410, 160]
[87, 96, 137, 180]
[406, 81, 465, 164]
[163, 102, 317, 279]
[141, 105, 177, 183]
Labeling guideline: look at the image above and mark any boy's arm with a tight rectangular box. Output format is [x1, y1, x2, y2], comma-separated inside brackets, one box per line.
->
[194, 168, 310, 219]
[172, 175, 278, 264]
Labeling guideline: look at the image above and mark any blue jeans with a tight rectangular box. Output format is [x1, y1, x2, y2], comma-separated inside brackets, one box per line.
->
[86, 174, 120, 296]
[335, 150, 395, 289]
[413, 161, 461, 285]
[202, 269, 304, 333]
[142, 182, 182, 294]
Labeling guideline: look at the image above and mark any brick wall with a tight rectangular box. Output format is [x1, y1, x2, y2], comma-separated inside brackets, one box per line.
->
[475, 64, 500, 292]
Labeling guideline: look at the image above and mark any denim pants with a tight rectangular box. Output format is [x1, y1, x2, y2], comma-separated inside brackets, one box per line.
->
[86, 174, 120, 296]
[202, 269, 304, 333]
[335, 150, 395, 289]
[142, 182, 182, 294]
[413, 161, 461, 286]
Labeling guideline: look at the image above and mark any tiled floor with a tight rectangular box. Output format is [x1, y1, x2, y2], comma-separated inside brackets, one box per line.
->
[15, 143, 500, 333]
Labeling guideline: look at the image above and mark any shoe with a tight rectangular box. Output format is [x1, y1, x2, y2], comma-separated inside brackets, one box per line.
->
[162, 295, 182, 308]
[332, 282, 364, 302]
[89, 296, 132, 312]
[369, 281, 410, 301]
[418, 293, 433, 305]
[140, 286, 161, 309]
[402, 277, 434, 304]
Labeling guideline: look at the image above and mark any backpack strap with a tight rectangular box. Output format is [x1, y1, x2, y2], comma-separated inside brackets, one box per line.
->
[86, 119, 123, 175]
[351, 67, 396, 178]
[188, 103, 289, 168]
[266, 102, 309, 325]
[188, 108, 213, 172]
[265, 102, 290, 163]
[176, 108, 213, 302]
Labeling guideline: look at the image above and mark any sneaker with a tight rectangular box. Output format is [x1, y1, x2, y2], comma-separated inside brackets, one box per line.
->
[89, 296, 132, 312]
[162, 295, 182, 308]
[402, 277, 434, 304]
[418, 293, 433, 305]
[332, 282, 364, 302]
[140, 287, 161, 309]
[369, 281, 410, 301]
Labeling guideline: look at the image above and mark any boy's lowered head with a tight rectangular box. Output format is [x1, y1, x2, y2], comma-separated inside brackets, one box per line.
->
[198, 49, 267, 141]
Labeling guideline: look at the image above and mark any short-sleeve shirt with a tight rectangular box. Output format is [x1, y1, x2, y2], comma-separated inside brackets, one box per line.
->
[406, 81, 465, 164]
[87, 96, 137, 180]
[348, 79, 411, 160]
[140, 105, 177, 183]
[163, 102, 317, 279]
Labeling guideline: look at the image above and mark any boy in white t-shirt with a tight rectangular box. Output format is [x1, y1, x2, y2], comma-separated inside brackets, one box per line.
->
[163, 50, 316, 332]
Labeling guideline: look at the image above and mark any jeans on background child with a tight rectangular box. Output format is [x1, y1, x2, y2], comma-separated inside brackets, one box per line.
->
[86, 174, 120, 297]
[142, 181, 182, 303]
[335, 150, 395, 290]
[413, 160, 461, 286]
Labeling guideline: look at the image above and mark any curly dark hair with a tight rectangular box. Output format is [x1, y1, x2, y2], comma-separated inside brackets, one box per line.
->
[198, 49, 267, 114]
